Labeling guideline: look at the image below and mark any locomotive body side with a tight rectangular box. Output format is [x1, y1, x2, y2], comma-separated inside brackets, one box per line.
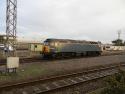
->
[43, 39, 102, 58]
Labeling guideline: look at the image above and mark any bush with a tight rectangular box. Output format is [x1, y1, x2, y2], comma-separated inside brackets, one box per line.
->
[101, 70, 125, 94]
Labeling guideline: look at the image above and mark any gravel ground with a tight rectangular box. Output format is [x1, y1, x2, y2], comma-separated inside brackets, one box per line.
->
[0, 55, 125, 85]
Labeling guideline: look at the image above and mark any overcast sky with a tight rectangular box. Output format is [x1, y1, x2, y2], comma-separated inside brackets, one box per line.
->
[0, 0, 125, 43]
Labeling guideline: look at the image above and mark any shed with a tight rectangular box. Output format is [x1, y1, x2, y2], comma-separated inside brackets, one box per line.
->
[30, 43, 43, 52]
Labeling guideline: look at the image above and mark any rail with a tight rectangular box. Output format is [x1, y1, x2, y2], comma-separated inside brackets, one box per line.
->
[0, 63, 124, 94]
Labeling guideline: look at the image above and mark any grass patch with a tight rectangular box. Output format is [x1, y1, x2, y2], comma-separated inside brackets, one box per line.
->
[0, 63, 47, 84]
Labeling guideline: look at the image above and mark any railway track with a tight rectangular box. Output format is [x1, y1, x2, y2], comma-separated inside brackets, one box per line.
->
[0, 52, 125, 66]
[0, 64, 123, 94]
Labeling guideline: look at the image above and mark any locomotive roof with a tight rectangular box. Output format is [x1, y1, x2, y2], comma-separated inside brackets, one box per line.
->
[44, 38, 99, 44]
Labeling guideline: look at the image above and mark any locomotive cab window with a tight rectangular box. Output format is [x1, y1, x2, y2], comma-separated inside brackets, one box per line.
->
[35, 45, 37, 48]
[106, 46, 110, 48]
[44, 42, 49, 46]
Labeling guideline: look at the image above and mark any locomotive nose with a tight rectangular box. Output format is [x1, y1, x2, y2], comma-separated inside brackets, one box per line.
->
[43, 46, 50, 53]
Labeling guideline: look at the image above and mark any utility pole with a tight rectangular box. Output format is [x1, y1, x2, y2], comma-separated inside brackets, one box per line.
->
[6, 0, 17, 57]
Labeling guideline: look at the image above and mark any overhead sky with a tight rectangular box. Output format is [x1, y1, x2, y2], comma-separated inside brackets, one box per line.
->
[0, 0, 125, 43]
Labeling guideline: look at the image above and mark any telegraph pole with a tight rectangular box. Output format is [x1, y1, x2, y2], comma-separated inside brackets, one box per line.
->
[6, 0, 17, 57]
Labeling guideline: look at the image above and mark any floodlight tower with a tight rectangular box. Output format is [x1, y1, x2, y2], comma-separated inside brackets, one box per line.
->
[118, 30, 121, 40]
[6, 0, 17, 56]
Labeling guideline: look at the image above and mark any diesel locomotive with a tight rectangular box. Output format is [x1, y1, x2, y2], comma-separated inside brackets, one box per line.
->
[43, 38, 102, 58]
